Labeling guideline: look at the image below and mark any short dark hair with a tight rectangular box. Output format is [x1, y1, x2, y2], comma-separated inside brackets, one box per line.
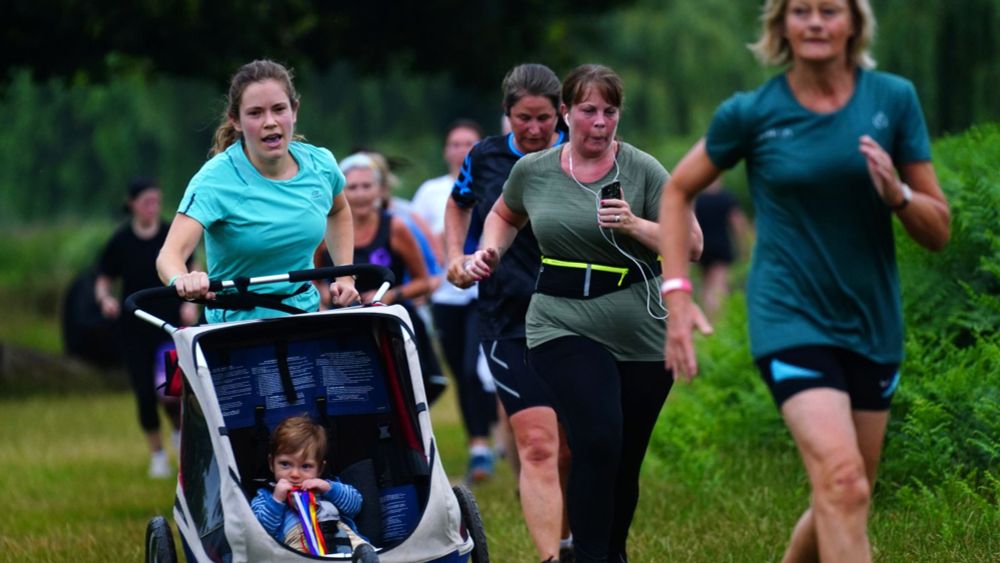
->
[127, 176, 159, 199]
[501, 63, 561, 115]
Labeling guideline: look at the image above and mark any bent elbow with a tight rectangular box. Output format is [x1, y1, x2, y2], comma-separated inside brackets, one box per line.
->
[927, 209, 952, 252]
[688, 239, 704, 262]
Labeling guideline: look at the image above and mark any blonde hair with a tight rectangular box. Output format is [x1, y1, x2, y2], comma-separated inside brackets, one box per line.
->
[748, 0, 877, 68]
[209, 59, 305, 157]
[339, 153, 383, 186]
[270, 415, 327, 462]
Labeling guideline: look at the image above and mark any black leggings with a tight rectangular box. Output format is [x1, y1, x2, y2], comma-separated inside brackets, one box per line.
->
[529, 336, 672, 563]
[432, 303, 496, 438]
[122, 319, 176, 432]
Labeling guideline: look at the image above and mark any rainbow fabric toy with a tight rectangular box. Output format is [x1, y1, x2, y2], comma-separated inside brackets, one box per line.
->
[288, 489, 327, 556]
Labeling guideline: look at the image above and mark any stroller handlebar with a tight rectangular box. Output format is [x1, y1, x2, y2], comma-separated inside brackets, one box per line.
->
[125, 265, 396, 329]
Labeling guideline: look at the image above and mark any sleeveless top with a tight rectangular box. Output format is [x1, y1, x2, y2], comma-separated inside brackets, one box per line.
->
[353, 209, 406, 292]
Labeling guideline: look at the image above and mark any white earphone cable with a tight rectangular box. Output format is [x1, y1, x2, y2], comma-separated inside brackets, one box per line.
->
[567, 147, 668, 321]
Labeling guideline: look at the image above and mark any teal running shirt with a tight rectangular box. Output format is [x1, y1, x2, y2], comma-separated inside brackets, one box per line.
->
[178, 141, 346, 323]
[705, 69, 930, 362]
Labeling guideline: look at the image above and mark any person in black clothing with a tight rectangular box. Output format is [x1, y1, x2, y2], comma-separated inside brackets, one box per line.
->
[445, 63, 572, 563]
[693, 178, 750, 319]
[95, 177, 198, 478]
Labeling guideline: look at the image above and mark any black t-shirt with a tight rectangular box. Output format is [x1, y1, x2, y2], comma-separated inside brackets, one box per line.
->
[97, 220, 183, 324]
[694, 189, 738, 266]
[451, 132, 565, 340]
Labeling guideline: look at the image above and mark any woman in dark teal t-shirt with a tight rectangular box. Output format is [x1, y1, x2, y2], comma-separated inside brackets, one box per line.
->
[658, 1, 951, 561]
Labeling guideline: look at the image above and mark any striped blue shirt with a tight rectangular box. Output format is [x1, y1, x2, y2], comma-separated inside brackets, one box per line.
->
[250, 479, 363, 543]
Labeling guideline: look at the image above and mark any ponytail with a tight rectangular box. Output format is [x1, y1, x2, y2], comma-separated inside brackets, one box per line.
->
[209, 120, 240, 158]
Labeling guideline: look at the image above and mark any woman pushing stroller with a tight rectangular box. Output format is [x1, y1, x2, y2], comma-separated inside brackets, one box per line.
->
[156, 58, 359, 312]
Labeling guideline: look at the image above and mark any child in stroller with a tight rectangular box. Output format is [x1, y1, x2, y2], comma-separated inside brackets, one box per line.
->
[252, 414, 379, 561]
[132, 265, 488, 563]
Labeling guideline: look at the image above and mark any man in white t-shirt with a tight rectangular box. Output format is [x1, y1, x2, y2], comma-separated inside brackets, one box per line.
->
[412, 120, 501, 482]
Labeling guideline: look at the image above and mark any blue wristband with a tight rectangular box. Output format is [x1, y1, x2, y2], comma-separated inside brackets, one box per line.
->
[167, 275, 180, 287]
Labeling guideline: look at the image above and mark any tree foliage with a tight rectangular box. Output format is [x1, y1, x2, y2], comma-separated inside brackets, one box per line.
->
[2, 0, 629, 90]
[1, 0, 998, 223]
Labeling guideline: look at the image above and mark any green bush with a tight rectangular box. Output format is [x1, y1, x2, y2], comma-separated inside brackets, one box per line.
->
[882, 338, 1000, 502]
[649, 294, 787, 492]
[0, 220, 114, 311]
[897, 123, 1000, 342]
[884, 123, 1000, 504]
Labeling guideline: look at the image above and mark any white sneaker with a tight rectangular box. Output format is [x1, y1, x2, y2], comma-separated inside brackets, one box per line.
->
[149, 450, 172, 479]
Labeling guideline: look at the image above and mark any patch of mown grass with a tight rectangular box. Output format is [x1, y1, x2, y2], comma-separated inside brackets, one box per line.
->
[0, 384, 996, 562]
[0, 393, 175, 563]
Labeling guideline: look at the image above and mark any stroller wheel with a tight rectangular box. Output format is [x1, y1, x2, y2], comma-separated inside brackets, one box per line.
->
[452, 484, 489, 563]
[352, 543, 380, 563]
[145, 516, 177, 563]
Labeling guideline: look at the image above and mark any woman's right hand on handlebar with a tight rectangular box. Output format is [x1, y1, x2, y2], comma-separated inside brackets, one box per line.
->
[172, 271, 215, 301]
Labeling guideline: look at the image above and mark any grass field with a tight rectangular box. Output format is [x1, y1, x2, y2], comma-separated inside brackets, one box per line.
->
[1, 386, 997, 562]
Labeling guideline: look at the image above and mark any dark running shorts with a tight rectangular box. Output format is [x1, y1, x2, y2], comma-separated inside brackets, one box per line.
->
[755, 345, 900, 411]
[483, 338, 555, 416]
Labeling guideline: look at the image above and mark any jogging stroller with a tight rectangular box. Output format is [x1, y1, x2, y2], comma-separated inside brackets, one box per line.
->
[127, 265, 488, 563]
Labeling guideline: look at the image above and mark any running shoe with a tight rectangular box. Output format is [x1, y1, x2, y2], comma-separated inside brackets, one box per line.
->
[149, 450, 172, 479]
[466, 451, 494, 484]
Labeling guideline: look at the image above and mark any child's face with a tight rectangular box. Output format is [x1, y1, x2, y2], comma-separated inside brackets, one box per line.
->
[271, 449, 322, 488]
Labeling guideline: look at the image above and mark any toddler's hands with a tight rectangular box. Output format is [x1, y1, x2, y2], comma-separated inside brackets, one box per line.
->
[302, 478, 330, 494]
[272, 478, 293, 503]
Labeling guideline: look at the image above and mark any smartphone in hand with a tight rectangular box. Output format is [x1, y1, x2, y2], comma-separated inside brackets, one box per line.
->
[600, 181, 622, 206]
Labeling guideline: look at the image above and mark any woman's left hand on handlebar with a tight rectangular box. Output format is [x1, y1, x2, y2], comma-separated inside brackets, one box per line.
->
[329, 277, 360, 307]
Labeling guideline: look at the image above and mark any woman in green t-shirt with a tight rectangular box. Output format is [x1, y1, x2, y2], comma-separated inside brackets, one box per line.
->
[659, 1, 951, 561]
[467, 64, 706, 563]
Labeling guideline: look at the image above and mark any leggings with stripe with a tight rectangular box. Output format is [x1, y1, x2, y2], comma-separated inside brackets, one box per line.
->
[528, 335, 672, 563]
[432, 303, 497, 438]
